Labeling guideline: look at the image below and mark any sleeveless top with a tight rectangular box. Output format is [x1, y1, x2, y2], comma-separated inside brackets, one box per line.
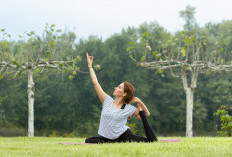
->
[98, 95, 137, 139]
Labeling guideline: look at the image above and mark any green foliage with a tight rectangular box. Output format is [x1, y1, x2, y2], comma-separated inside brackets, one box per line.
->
[214, 105, 232, 137]
[126, 122, 138, 134]
[181, 47, 186, 57]
[1, 18, 232, 138]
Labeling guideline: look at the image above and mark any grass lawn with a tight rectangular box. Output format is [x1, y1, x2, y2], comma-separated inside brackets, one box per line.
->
[0, 137, 231, 157]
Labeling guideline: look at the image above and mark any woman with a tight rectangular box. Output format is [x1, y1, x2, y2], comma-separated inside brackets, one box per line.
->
[85, 52, 158, 143]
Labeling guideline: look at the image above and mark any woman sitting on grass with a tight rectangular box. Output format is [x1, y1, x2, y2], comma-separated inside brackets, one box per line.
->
[85, 53, 158, 143]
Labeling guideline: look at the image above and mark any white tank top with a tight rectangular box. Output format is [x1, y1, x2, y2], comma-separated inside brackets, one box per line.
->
[98, 95, 137, 139]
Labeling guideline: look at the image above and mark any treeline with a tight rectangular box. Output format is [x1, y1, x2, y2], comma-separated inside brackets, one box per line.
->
[0, 19, 232, 137]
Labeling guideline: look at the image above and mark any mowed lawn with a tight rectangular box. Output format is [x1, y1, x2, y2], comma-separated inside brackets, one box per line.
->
[0, 137, 231, 157]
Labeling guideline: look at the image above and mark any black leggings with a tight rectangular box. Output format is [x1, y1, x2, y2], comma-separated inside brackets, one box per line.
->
[85, 111, 158, 143]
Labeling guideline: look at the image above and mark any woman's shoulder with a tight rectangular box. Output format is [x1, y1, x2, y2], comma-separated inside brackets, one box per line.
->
[103, 95, 114, 104]
[126, 103, 136, 109]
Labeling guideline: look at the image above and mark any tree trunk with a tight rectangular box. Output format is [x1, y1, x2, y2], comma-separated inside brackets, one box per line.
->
[181, 69, 198, 137]
[27, 70, 35, 137]
[185, 88, 194, 137]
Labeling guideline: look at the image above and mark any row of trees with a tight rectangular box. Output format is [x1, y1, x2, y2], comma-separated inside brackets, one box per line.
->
[128, 5, 232, 137]
[0, 6, 231, 137]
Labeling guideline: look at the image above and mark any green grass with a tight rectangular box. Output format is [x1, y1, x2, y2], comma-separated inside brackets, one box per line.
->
[0, 137, 231, 157]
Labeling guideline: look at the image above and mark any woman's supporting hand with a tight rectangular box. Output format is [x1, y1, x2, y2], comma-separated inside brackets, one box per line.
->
[130, 97, 141, 104]
[131, 97, 150, 117]
[86, 52, 93, 68]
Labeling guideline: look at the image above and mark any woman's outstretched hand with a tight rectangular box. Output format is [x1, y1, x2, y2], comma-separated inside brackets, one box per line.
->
[86, 52, 93, 68]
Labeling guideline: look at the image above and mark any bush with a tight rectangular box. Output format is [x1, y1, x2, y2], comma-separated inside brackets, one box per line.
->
[214, 105, 232, 137]
[126, 122, 138, 134]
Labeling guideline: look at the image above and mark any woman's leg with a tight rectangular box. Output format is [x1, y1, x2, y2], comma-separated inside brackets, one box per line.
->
[85, 136, 114, 143]
[116, 129, 149, 143]
[139, 110, 158, 141]
[116, 111, 158, 143]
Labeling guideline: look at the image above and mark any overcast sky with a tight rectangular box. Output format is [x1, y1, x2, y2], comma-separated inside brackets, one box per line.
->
[1, 0, 231, 41]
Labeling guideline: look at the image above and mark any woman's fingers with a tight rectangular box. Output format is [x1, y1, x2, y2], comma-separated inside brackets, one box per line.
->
[90, 56, 93, 61]
[86, 52, 93, 63]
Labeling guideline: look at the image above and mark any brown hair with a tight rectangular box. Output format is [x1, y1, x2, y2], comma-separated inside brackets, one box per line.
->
[123, 82, 135, 104]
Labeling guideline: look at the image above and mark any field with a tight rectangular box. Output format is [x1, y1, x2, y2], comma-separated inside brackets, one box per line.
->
[0, 137, 231, 157]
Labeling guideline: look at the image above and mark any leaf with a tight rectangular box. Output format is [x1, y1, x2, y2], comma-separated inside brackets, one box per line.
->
[94, 65, 101, 71]
[181, 48, 186, 57]
[73, 71, 77, 75]
[1, 29, 5, 32]
[140, 56, 145, 62]
[46, 51, 52, 58]
[181, 31, 185, 35]
[220, 48, 223, 52]
[36, 69, 41, 73]
[76, 56, 81, 62]
[12, 60, 19, 66]
[59, 63, 63, 69]
[57, 36, 61, 39]
[156, 68, 164, 74]
[75, 66, 80, 71]
[155, 53, 161, 59]
[221, 59, 224, 64]
[153, 51, 157, 56]
[15, 73, 20, 77]
[129, 42, 134, 45]
[69, 75, 74, 80]
[140, 37, 144, 42]
[3, 41, 8, 47]
[49, 41, 54, 46]
[142, 32, 149, 36]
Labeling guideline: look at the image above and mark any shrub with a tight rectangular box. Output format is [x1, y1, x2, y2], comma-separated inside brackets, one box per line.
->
[126, 122, 138, 134]
[214, 105, 232, 137]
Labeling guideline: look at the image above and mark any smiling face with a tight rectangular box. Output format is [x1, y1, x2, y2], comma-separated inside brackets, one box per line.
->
[113, 83, 127, 98]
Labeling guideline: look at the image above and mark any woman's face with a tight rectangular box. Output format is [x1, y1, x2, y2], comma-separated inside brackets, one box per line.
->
[113, 83, 127, 97]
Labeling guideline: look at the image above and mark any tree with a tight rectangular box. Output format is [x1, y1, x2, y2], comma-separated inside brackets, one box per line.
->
[127, 6, 232, 137]
[0, 24, 81, 137]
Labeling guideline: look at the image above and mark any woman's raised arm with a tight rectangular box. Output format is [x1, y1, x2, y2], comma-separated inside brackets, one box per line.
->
[86, 52, 107, 104]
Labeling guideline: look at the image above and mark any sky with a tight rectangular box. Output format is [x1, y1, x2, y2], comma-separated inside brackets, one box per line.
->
[0, 0, 232, 41]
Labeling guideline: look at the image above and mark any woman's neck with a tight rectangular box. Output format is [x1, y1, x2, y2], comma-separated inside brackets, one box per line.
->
[114, 97, 124, 108]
